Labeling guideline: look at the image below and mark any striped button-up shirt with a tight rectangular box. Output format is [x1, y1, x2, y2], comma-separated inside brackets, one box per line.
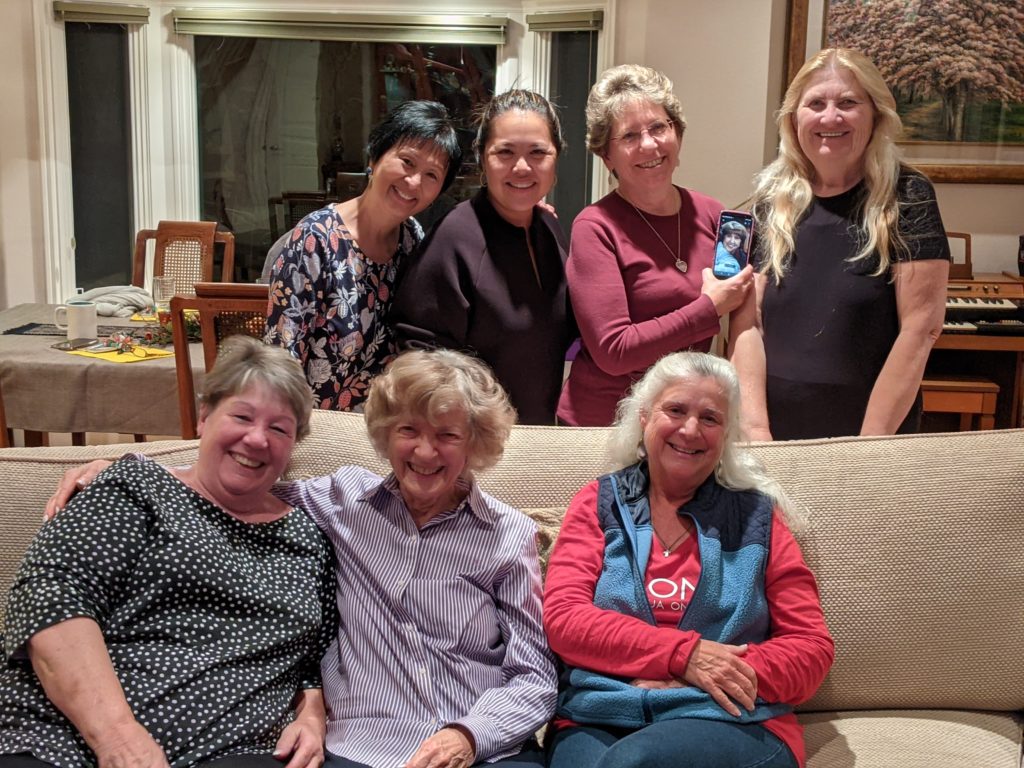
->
[276, 465, 557, 767]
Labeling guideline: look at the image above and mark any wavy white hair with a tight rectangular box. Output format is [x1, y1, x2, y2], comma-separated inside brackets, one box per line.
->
[607, 352, 801, 527]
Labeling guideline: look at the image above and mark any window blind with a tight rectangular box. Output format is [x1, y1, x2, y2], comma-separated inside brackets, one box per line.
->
[53, 1, 149, 24]
[172, 9, 507, 45]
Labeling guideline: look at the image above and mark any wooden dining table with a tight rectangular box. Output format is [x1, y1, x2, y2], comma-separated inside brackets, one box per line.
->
[0, 303, 205, 443]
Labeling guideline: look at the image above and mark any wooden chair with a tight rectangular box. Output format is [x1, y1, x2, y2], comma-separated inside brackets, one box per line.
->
[334, 172, 368, 202]
[170, 283, 269, 439]
[268, 192, 328, 240]
[132, 221, 236, 294]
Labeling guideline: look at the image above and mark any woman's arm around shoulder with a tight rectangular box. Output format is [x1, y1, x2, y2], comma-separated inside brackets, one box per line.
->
[271, 466, 382, 532]
[543, 481, 700, 680]
[742, 512, 834, 705]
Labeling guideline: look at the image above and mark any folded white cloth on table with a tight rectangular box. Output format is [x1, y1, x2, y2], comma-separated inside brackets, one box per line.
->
[72, 285, 153, 317]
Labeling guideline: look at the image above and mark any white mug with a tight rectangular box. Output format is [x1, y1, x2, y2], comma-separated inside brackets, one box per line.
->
[54, 300, 98, 341]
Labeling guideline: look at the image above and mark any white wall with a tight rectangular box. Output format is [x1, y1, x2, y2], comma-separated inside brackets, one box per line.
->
[1, 0, 1021, 309]
[0, 1, 46, 308]
[613, 0, 788, 206]
[934, 185, 1024, 275]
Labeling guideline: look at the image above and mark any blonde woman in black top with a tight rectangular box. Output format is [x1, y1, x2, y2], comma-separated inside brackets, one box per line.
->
[729, 48, 949, 441]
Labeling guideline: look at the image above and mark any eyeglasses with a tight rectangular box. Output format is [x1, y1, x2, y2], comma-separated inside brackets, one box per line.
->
[610, 120, 675, 149]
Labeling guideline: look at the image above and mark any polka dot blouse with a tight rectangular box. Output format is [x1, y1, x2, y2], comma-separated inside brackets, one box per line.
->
[0, 459, 337, 767]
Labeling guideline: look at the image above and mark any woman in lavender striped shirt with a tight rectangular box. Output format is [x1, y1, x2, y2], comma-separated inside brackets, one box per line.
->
[47, 348, 556, 768]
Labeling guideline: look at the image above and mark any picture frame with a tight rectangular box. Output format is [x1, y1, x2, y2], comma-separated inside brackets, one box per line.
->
[786, 0, 1024, 184]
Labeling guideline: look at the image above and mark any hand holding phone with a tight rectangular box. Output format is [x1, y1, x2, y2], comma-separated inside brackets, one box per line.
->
[713, 210, 754, 279]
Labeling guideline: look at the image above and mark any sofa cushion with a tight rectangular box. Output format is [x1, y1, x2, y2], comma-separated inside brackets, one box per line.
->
[800, 710, 1023, 768]
[750, 430, 1024, 715]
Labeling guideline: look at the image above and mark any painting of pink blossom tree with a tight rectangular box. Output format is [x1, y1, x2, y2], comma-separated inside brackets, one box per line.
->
[826, 0, 1024, 144]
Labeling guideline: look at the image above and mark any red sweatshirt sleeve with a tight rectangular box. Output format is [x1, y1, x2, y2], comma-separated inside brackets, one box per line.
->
[543, 482, 700, 679]
[743, 513, 835, 705]
[567, 213, 721, 377]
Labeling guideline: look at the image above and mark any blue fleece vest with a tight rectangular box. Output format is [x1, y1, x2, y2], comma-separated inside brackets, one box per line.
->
[555, 462, 792, 728]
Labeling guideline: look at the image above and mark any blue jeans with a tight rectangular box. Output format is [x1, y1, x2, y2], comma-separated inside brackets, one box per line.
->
[546, 721, 797, 768]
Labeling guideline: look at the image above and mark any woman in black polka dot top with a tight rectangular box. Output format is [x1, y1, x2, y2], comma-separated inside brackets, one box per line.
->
[0, 337, 337, 768]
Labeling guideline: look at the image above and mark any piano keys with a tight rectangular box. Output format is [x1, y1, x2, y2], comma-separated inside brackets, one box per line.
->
[944, 272, 1024, 331]
[972, 319, 1024, 336]
[932, 273, 1024, 428]
[945, 296, 1020, 315]
[941, 320, 977, 334]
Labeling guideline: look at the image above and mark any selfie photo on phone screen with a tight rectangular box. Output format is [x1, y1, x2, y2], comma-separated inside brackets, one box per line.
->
[713, 210, 754, 278]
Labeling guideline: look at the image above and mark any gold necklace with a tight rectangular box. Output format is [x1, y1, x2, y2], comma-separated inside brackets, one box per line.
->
[619, 191, 686, 273]
[653, 526, 689, 557]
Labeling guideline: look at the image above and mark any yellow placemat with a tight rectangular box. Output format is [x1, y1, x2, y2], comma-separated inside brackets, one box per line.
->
[67, 346, 173, 363]
[130, 312, 159, 322]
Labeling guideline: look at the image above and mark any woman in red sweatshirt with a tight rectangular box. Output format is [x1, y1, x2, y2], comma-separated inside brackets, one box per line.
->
[544, 351, 833, 768]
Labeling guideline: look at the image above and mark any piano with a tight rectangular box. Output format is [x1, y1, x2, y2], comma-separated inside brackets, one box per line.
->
[943, 273, 1024, 334]
[932, 272, 1024, 428]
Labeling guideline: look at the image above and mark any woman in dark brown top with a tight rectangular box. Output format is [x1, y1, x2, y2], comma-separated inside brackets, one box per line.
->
[390, 90, 575, 425]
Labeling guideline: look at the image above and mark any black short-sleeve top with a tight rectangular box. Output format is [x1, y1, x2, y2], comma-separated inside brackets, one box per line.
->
[755, 168, 949, 439]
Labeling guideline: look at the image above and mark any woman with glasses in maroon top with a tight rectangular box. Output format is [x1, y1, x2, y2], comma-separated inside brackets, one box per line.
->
[557, 65, 754, 427]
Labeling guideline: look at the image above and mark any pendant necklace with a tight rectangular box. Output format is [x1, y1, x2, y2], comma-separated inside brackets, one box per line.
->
[619, 190, 687, 273]
[653, 527, 689, 558]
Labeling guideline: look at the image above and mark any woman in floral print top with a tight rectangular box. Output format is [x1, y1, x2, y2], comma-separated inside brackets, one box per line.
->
[265, 101, 462, 410]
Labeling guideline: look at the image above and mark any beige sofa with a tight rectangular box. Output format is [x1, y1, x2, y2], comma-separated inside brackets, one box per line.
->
[1, 412, 1021, 767]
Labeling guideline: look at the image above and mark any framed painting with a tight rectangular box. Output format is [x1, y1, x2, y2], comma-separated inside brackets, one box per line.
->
[786, 0, 1024, 184]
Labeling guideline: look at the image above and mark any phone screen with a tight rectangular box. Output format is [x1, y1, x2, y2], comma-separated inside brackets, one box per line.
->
[712, 210, 754, 279]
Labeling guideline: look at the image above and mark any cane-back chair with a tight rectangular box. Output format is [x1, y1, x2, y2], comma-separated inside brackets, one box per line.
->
[132, 221, 236, 295]
[170, 282, 270, 439]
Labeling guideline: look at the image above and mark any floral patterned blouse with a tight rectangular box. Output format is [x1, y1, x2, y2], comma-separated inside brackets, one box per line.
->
[264, 205, 423, 410]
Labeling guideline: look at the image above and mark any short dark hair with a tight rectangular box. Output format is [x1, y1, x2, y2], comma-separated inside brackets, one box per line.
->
[365, 101, 463, 192]
[473, 89, 565, 161]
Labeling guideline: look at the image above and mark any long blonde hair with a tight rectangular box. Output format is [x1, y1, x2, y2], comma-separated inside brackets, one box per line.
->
[752, 48, 907, 282]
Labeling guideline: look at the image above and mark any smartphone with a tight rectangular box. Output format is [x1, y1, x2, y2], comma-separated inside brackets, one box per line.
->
[51, 338, 98, 351]
[712, 210, 754, 279]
